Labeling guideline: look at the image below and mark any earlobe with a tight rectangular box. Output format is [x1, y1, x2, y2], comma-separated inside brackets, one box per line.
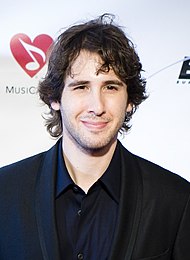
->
[126, 102, 133, 113]
[51, 101, 60, 111]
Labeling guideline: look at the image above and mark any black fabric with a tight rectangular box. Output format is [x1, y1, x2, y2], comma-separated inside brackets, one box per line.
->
[0, 139, 190, 259]
[55, 141, 121, 259]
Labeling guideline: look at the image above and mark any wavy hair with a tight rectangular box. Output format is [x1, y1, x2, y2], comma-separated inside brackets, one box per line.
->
[38, 13, 147, 138]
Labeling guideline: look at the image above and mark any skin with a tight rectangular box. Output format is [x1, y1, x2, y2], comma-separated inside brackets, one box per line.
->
[51, 50, 132, 192]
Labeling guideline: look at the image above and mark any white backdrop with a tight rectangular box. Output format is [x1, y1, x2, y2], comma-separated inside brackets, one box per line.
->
[0, 0, 190, 181]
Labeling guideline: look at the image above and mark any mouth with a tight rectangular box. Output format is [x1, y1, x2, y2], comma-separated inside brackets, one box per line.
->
[81, 120, 109, 130]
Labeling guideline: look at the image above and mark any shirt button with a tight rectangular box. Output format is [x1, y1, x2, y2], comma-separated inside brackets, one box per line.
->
[73, 186, 79, 192]
[77, 253, 84, 260]
[77, 209, 82, 216]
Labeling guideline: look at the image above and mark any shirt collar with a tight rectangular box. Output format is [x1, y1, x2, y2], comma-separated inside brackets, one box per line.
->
[99, 142, 121, 203]
[56, 139, 121, 203]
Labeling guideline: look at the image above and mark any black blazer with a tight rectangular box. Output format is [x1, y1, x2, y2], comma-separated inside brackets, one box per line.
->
[0, 139, 190, 260]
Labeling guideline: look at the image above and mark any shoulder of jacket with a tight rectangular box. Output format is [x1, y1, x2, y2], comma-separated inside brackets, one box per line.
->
[120, 143, 190, 194]
[0, 141, 59, 178]
[0, 152, 44, 177]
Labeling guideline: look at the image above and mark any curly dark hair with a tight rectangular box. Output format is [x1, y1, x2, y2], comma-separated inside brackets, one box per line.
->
[38, 13, 147, 138]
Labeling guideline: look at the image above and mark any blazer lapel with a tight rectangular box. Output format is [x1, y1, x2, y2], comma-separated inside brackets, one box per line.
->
[35, 141, 61, 260]
[109, 145, 143, 260]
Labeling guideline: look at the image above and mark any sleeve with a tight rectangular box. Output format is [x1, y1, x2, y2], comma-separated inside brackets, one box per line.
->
[173, 194, 190, 259]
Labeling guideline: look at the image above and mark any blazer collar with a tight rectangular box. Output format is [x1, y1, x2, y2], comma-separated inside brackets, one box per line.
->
[109, 143, 143, 260]
[35, 140, 61, 260]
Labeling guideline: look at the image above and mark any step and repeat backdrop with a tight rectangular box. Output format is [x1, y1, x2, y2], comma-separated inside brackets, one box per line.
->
[0, 0, 190, 180]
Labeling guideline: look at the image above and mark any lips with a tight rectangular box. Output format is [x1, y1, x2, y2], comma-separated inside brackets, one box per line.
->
[81, 120, 109, 130]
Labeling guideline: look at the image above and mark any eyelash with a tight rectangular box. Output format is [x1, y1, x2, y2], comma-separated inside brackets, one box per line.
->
[106, 85, 118, 91]
[73, 85, 86, 90]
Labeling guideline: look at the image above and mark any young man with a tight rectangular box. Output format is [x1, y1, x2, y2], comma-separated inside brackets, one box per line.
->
[0, 14, 190, 260]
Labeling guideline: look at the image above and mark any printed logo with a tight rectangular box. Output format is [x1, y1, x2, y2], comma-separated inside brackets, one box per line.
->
[10, 34, 53, 77]
[147, 56, 190, 85]
[178, 57, 190, 80]
[177, 56, 190, 85]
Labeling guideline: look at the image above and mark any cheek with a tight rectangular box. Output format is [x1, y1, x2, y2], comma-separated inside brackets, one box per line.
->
[109, 96, 128, 115]
[60, 98, 84, 118]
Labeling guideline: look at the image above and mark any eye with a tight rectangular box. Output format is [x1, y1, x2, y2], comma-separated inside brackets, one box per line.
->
[106, 85, 118, 91]
[73, 85, 87, 90]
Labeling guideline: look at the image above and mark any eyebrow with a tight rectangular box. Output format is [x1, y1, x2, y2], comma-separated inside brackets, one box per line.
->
[67, 80, 125, 88]
[67, 81, 89, 88]
[103, 80, 125, 86]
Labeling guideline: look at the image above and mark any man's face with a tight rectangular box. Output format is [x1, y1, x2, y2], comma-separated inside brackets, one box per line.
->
[51, 50, 132, 153]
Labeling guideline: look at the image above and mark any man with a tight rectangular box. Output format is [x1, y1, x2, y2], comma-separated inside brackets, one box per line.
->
[0, 14, 190, 260]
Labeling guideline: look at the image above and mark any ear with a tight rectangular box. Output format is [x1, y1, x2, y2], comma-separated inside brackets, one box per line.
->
[51, 101, 60, 111]
[126, 102, 133, 113]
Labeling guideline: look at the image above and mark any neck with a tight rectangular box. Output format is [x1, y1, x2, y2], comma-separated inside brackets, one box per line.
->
[62, 139, 117, 193]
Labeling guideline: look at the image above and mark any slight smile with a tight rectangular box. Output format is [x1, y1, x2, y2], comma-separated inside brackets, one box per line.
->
[81, 120, 109, 130]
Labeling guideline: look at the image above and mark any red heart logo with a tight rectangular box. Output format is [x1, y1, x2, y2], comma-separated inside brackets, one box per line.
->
[10, 33, 53, 77]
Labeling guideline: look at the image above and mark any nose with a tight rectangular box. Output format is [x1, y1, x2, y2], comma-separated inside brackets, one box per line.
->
[87, 88, 105, 116]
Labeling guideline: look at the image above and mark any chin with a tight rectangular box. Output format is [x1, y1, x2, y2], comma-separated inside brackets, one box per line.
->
[78, 138, 117, 154]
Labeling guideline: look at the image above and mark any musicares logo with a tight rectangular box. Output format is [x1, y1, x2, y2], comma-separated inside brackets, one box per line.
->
[10, 33, 53, 77]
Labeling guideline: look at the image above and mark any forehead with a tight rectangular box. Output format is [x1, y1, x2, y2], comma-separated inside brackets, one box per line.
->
[65, 50, 123, 85]
[68, 50, 121, 80]
[70, 50, 103, 75]
[64, 50, 127, 90]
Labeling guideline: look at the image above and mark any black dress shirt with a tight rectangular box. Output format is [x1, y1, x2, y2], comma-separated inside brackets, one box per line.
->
[55, 141, 121, 260]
